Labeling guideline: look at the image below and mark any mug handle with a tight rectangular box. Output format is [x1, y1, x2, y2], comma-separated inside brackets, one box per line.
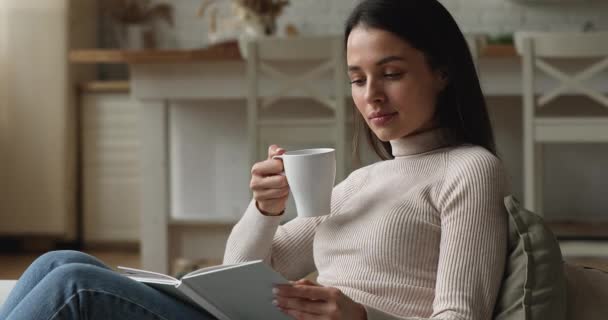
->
[271, 155, 286, 176]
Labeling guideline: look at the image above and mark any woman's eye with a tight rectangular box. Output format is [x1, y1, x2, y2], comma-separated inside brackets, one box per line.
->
[384, 72, 404, 79]
[350, 79, 365, 86]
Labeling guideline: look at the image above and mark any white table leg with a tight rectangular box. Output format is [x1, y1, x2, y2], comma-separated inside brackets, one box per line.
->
[139, 100, 170, 274]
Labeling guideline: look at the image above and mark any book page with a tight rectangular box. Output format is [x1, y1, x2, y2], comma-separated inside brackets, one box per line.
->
[183, 263, 238, 278]
[118, 267, 215, 316]
[117, 266, 178, 285]
[182, 260, 291, 320]
[178, 282, 232, 320]
[183, 260, 266, 279]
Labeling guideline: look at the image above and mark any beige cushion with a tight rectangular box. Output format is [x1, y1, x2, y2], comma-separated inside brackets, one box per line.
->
[565, 263, 608, 320]
[493, 196, 567, 320]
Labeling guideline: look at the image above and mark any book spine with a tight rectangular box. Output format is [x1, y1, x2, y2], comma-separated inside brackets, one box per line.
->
[179, 282, 232, 320]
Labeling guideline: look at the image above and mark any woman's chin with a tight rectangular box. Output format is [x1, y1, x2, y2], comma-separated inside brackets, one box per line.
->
[371, 127, 403, 142]
[372, 130, 399, 142]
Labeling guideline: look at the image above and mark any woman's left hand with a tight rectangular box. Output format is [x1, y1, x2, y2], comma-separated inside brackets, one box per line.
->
[273, 279, 367, 320]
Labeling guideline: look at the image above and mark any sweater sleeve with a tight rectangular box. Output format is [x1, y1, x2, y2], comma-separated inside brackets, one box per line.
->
[223, 173, 352, 280]
[431, 149, 508, 319]
[362, 149, 508, 320]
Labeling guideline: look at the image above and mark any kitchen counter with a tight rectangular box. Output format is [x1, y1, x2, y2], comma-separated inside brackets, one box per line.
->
[79, 81, 130, 93]
[69, 41, 242, 64]
[69, 41, 515, 64]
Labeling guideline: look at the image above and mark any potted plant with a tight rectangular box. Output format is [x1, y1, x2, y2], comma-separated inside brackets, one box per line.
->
[199, 0, 290, 37]
[103, 0, 174, 49]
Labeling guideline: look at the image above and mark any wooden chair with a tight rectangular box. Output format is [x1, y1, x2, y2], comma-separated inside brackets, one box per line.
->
[244, 36, 348, 182]
[515, 31, 608, 215]
[464, 33, 485, 71]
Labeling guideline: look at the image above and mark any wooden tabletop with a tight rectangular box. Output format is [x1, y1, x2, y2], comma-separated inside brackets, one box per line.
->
[480, 44, 518, 58]
[70, 41, 517, 64]
[69, 41, 242, 64]
[79, 81, 130, 93]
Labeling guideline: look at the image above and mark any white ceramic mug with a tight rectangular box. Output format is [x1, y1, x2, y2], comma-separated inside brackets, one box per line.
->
[273, 148, 336, 218]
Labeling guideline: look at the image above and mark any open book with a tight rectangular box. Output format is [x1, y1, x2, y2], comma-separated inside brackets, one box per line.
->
[118, 260, 291, 320]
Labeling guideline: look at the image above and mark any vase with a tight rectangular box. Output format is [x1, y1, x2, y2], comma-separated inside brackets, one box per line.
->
[115, 24, 155, 50]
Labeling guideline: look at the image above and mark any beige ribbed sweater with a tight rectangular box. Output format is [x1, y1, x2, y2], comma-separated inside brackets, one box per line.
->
[224, 129, 508, 320]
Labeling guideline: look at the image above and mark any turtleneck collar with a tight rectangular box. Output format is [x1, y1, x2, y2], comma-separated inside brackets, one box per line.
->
[389, 128, 448, 157]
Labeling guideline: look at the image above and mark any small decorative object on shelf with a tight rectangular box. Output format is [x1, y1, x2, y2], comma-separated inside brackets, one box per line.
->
[198, 0, 290, 45]
[103, 0, 174, 49]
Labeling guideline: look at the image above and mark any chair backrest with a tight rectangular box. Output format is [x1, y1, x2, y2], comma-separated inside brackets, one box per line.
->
[515, 31, 608, 109]
[248, 36, 343, 61]
[515, 31, 608, 58]
[245, 36, 346, 111]
[244, 36, 348, 180]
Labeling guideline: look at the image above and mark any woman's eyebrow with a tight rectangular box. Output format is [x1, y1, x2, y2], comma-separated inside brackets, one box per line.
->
[348, 56, 406, 72]
[376, 56, 406, 65]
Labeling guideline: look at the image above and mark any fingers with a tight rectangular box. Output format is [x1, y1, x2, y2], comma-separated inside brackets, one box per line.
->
[251, 174, 289, 190]
[279, 308, 318, 320]
[251, 156, 286, 178]
[253, 188, 290, 201]
[293, 279, 317, 286]
[251, 145, 288, 215]
[274, 283, 336, 301]
[267, 144, 286, 160]
[251, 161, 283, 177]
[250, 175, 289, 201]
[274, 284, 363, 320]
[274, 296, 326, 316]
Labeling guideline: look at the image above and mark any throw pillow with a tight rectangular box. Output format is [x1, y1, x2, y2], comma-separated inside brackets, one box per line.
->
[493, 195, 567, 320]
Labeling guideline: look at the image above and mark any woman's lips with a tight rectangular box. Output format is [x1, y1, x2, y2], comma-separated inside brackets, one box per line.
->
[369, 112, 398, 126]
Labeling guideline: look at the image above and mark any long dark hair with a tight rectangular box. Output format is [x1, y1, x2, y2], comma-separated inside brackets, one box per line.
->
[345, 0, 496, 162]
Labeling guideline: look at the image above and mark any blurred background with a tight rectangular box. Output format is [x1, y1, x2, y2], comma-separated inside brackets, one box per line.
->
[1, 0, 608, 278]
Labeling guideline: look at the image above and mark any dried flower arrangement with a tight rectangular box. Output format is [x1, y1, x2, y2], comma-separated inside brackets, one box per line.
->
[103, 0, 174, 26]
[103, 0, 174, 49]
[198, 0, 290, 36]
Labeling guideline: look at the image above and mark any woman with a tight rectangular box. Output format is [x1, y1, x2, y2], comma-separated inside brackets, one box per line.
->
[228, 0, 508, 319]
[0, 1, 507, 319]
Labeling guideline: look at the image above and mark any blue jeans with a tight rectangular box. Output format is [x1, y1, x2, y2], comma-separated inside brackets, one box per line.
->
[0, 251, 215, 320]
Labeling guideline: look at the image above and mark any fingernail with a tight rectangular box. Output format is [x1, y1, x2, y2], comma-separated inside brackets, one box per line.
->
[272, 299, 278, 306]
[272, 288, 279, 294]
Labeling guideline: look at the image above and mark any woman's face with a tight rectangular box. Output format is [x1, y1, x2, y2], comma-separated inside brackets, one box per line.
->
[346, 26, 447, 142]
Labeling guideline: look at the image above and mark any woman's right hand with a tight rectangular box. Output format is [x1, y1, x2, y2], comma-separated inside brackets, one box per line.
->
[250, 145, 289, 216]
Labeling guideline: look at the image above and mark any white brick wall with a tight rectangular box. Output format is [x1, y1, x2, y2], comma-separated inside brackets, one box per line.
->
[138, 0, 608, 49]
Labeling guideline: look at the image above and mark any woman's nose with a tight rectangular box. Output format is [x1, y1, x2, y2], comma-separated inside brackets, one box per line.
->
[364, 79, 386, 105]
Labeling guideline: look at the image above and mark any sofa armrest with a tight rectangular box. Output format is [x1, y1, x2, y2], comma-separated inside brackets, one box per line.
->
[568, 260, 608, 273]
[565, 263, 608, 320]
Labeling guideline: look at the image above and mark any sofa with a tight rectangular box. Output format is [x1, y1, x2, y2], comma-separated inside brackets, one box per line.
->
[0, 280, 16, 307]
[1, 265, 608, 318]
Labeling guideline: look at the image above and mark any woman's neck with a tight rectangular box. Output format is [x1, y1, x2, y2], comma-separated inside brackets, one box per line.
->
[389, 128, 447, 157]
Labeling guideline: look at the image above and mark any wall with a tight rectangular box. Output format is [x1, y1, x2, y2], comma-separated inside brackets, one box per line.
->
[130, 0, 608, 49]
[101, 0, 608, 220]
[0, 0, 97, 237]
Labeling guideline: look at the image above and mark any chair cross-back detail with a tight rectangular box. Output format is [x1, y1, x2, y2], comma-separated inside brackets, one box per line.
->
[515, 31, 608, 215]
[257, 60, 338, 112]
[534, 56, 608, 108]
[245, 36, 348, 182]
